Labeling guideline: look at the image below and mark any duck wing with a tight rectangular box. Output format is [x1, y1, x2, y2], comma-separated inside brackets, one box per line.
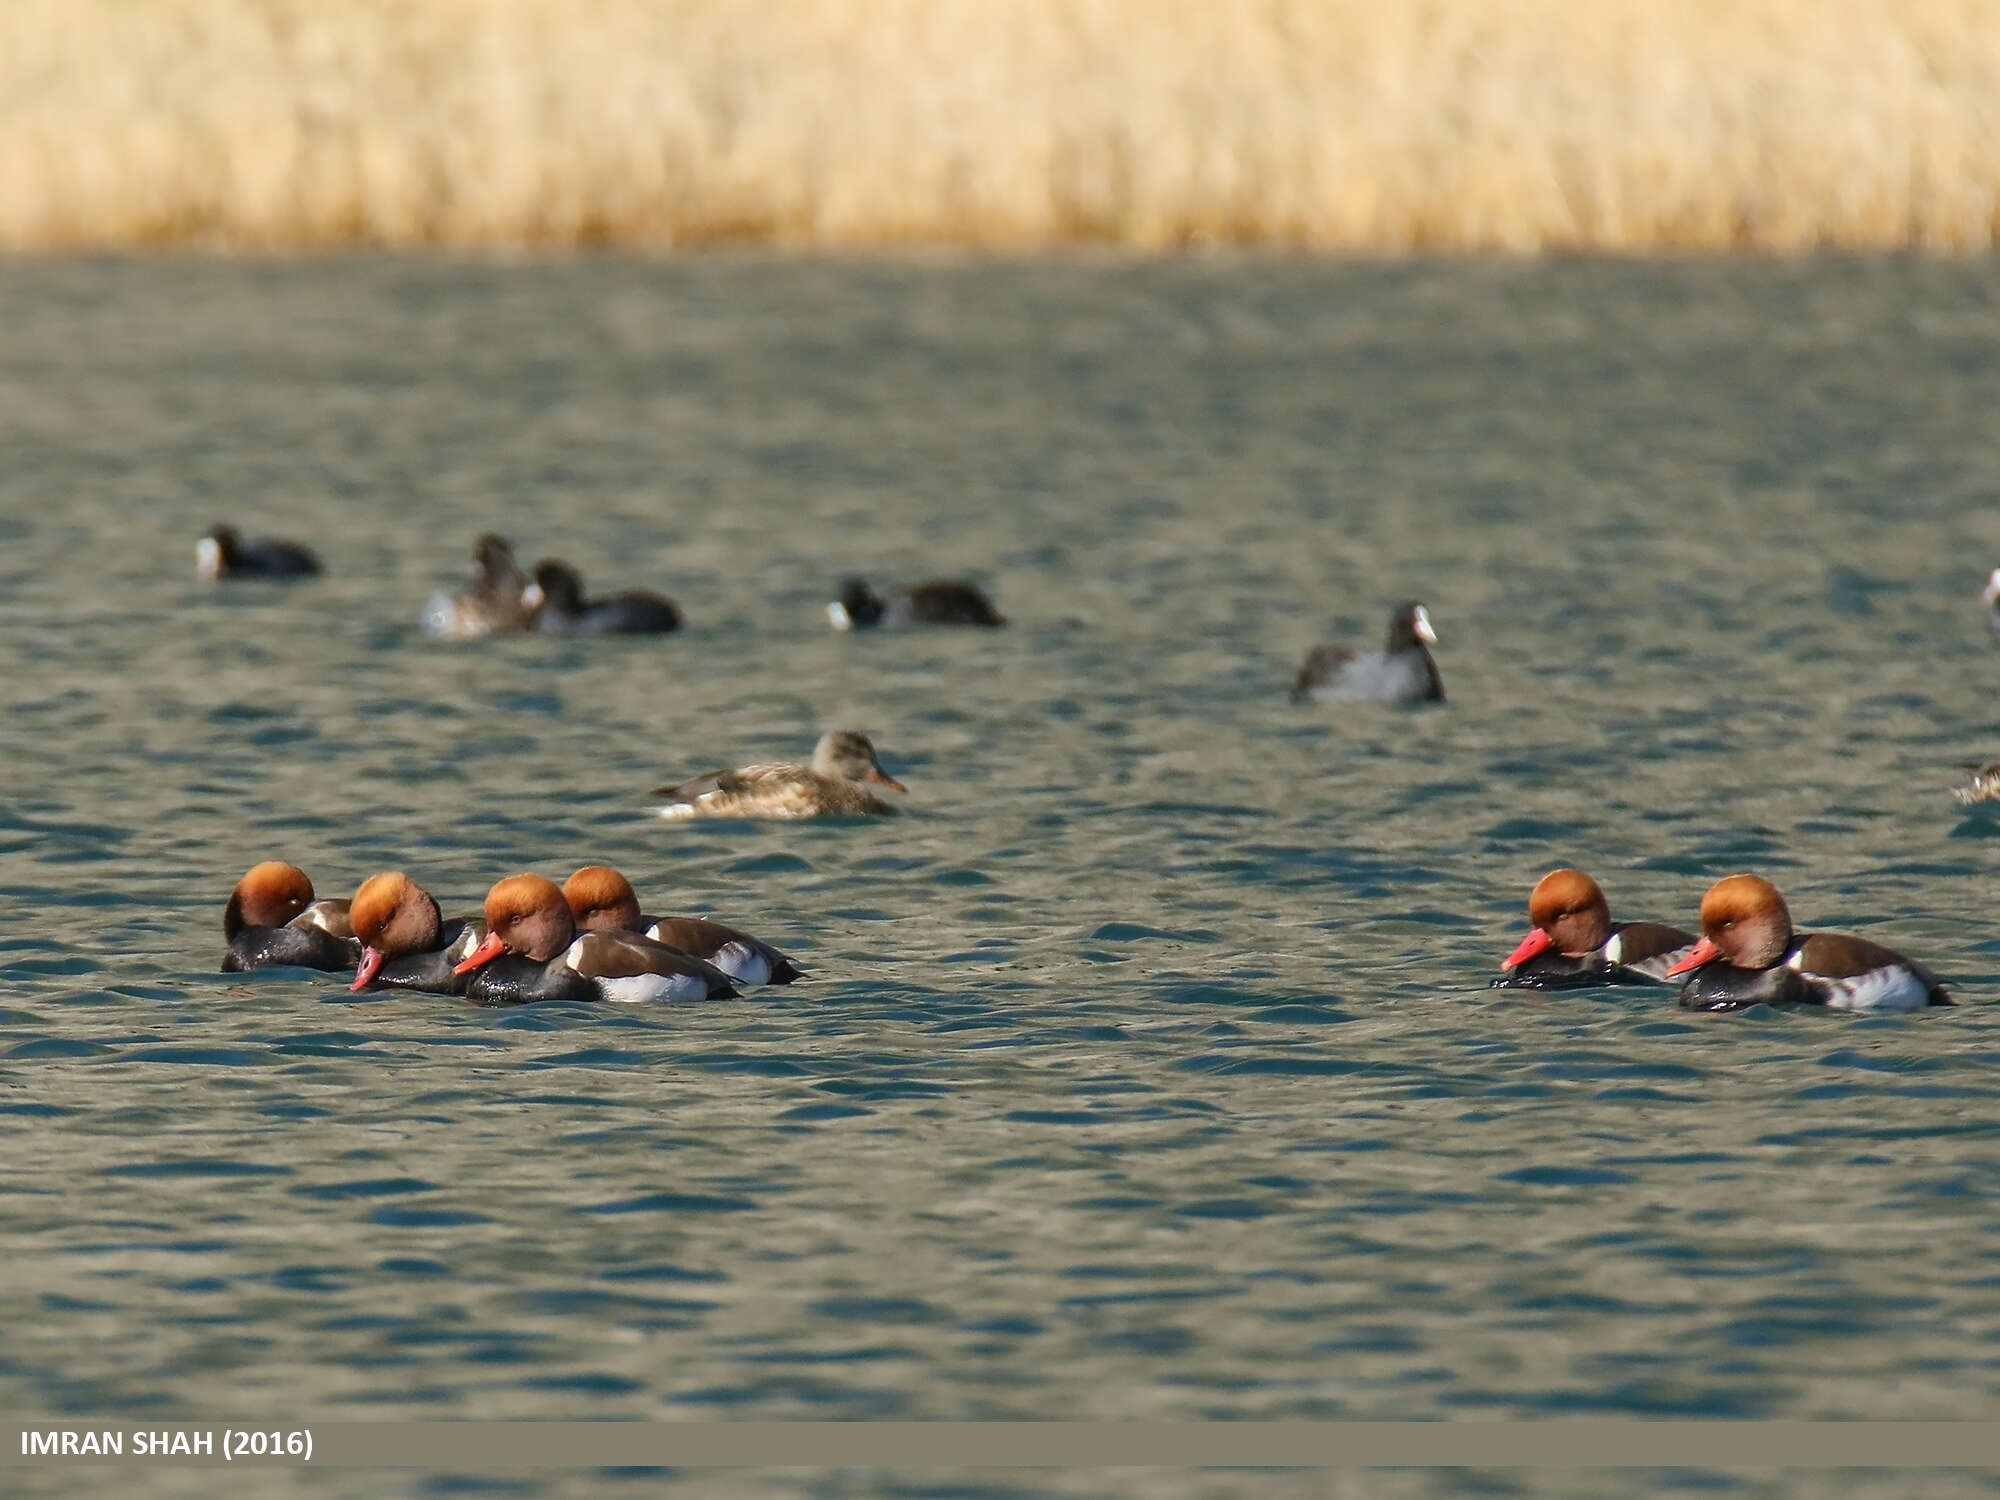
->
[647, 916, 804, 985]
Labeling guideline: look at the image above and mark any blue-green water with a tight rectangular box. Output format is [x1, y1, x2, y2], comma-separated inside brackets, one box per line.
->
[4, 257, 2000, 1497]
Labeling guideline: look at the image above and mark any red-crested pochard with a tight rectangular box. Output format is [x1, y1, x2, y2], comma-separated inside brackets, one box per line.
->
[452, 875, 737, 1003]
[220, 861, 360, 972]
[348, 872, 488, 995]
[651, 730, 906, 820]
[1665, 874, 1953, 1012]
[1495, 869, 1698, 989]
[562, 866, 802, 986]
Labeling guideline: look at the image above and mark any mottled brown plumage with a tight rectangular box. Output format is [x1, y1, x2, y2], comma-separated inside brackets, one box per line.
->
[425, 533, 538, 638]
[652, 731, 906, 820]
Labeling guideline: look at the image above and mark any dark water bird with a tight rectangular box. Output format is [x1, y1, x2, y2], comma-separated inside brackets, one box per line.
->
[827, 577, 1005, 629]
[524, 559, 682, 634]
[422, 533, 538, 638]
[196, 524, 323, 581]
[563, 865, 802, 986]
[1492, 868, 1698, 990]
[651, 730, 906, 820]
[1666, 874, 1952, 1013]
[347, 871, 487, 995]
[452, 875, 737, 1003]
[220, 861, 360, 972]
[1292, 601, 1443, 704]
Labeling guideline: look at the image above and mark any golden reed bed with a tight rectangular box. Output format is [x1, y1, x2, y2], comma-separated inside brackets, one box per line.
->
[3, 0, 1998, 253]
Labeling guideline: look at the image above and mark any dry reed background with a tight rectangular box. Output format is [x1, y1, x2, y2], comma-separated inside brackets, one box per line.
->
[2, 0, 1999, 252]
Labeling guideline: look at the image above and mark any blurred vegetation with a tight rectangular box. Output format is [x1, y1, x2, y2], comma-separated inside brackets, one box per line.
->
[2, 0, 1997, 252]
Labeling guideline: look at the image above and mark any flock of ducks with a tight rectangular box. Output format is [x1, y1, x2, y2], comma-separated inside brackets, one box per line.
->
[202, 520, 1972, 1014]
[200, 524, 1450, 823]
[223, 857, 1955, 1014]
[1498, 869, 1951, 1013]
[224, 861, 796, 1004]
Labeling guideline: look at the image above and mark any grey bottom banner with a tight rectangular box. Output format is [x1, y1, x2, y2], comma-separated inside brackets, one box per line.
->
[8, 1422, 2000, 1469]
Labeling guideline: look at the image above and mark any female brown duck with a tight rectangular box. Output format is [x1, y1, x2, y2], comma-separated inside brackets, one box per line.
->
[652, 730, 906, 820]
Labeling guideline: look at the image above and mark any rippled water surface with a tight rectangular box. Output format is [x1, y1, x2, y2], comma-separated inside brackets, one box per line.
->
[5, 256, 2000, 1492]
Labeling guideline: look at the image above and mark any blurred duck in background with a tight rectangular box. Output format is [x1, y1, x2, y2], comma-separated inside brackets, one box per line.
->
[1292, 600, 1443, 704]
[196, 524, 322, 581]
[1951, 763, 2000, 804]
[828, 577, 1005, 628]
[422, 533, 538, 638]
[524, 558, 681, 634]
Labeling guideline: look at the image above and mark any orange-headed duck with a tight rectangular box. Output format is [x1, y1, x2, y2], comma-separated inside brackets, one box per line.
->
[197, 525, 323, 582]
[422, 533, 538, 639]
[652, 730, 906, 820]
[1292, 601, 1443, 704]
[452, 875, 736, 1004]
[828, 578, 1005, 629]
[1494, 869, 1698, 989]
[348, 872, 489, 995]
[220, 861, 359, 972]
[562, 866, 802, 986]
[1666, 874, 1952, 1012]
[524, 559, 681, 635]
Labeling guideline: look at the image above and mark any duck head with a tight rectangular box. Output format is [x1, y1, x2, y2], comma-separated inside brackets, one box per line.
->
[197, 524, 243, 581]
[349, 872, 444, 990]
[1389, 601, 1438, 652]
[455, 875, 577, 971]
[812, 730, 906, 790]
[828, 579, 885, 630]
[523, 559, 586, 615]
[564, 866, 644, 933]
[224, 861, 316, 939]
[1666, 875, 1794, 975]
[1502, 868, 1613, 967]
